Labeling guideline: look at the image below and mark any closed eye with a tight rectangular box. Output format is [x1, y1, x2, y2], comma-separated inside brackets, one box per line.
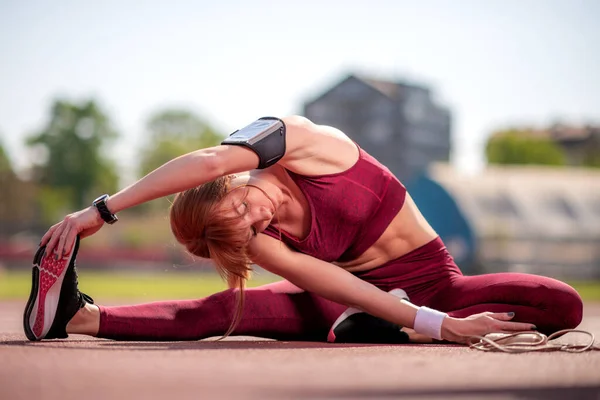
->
[234, 200, 249, 217]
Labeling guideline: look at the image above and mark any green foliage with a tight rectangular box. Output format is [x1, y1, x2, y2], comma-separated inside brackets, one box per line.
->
[138, 109, 223, 178]
[25, 100, 120, 219]
[486, 129, 566, 166]
[0, 138, 12, 173]
[0, 140, 17, 227]
[36, 186, 74, 225]
[0, 139, 38, 230]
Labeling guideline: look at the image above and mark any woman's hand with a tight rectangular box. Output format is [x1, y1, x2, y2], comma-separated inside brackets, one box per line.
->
[40, 207, 104, 259]
[441, 312, 537, 344]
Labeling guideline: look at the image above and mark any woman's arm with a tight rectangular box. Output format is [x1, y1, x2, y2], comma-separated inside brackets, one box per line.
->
[42, 116, 354, 256]
[250, 235, 420, 328]
[107, 145, 258, 214]
[41, 116, 302, 255]
[41, 144, 260, 256]
[107, 115, 351, 213]
[249, 235, 536, 344]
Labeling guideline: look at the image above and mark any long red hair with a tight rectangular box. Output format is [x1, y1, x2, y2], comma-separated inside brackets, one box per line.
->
[169, 175, 251, 338]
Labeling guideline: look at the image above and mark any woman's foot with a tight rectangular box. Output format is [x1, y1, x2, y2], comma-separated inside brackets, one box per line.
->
[327, 289, 411, 344]
[23, 237, 96, 340]
[66, 302, 100, 336]
[399, 327, 435, 343]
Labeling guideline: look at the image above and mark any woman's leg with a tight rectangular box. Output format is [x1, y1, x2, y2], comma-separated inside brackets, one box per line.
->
[422, 272, 583, 335]
[69, 280, 346, 341]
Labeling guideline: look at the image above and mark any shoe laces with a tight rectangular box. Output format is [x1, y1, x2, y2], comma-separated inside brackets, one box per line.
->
[80, 292, 94, 305]
[73, 267, 94, 305]
[468, 329, 600, 353]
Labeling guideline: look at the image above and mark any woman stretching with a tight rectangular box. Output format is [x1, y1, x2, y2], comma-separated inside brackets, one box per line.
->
[24, 116, 582, 344]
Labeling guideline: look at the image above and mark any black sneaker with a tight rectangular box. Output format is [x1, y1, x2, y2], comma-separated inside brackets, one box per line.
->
[23, 236, 94, 341]
[327, 289, 410, 344]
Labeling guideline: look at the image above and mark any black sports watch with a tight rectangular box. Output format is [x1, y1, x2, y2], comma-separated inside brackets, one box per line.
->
[92, 194, 118, 224]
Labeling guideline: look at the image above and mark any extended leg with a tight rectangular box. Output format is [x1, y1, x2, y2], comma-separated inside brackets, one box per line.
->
[84, 280, 346, 341]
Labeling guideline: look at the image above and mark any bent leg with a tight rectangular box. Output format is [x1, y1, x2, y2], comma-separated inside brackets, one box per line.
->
[97, 280, 346, 341]
[425, 273, 583, 335]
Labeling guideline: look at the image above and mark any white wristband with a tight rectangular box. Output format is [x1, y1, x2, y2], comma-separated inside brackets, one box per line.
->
[414, 306, 447, 340]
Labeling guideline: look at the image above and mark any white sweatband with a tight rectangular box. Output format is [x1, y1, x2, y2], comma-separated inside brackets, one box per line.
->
[414, 306, 447, 340]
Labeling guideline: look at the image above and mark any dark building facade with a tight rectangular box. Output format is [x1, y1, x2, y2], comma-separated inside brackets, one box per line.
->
[303, 74, 452, 181]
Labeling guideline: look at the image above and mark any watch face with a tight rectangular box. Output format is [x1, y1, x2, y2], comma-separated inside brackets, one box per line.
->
[93, 194, 109, 204]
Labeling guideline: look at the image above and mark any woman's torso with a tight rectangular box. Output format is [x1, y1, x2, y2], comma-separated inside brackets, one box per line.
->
[259, 134, 438, 272]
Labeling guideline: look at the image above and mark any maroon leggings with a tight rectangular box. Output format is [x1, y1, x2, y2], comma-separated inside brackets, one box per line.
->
[98, 238, 583, 341]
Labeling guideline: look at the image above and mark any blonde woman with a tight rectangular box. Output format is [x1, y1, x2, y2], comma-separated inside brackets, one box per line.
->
[25, 116, 582, 343]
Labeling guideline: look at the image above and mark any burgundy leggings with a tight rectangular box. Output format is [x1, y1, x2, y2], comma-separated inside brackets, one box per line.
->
[98, 238, 583, 341]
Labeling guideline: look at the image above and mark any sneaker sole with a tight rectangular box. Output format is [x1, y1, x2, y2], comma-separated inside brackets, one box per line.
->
[23, 246, 76, 341]
[327, 288, 409, 343]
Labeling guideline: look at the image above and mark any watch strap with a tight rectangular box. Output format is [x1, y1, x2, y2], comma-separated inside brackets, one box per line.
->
[93, 195, 118, 224]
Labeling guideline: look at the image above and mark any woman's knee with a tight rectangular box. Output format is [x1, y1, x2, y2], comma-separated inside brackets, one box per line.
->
[546, 282, 583, 330]
[558, 286, 583, 329]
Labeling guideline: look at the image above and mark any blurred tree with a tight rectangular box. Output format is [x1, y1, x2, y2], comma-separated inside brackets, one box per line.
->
[0, 137, 11, 173]
[486, 129, 566, 166]
[26, 100, 119, 222]
[134, 109, 222, 215]
[0, 137, 37, 235]
[0, 138, 13, 173]
[138, 109, 223, 177]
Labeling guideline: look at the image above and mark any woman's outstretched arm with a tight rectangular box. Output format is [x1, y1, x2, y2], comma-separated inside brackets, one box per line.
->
[249, 234, 537, 344]
[40, 115, 355, 259]
[108, 145, 257, 214]
[41, 144, 259, 256]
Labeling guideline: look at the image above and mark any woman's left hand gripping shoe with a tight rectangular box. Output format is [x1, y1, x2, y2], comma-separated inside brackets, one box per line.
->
[23, 236, 94, 341]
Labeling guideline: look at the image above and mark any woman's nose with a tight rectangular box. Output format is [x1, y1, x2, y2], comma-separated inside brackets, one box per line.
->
[253, 205, 272, 221]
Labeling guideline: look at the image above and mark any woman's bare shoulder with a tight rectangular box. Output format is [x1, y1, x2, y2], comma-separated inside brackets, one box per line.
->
[281, 116, 359, 175]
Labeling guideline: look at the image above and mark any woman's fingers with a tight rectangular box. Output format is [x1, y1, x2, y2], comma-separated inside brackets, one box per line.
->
[45, 216, 79, 259]
[453, 313, 538, 343]
[487, 312, 515, 321]
[55, 225, 71, 259]
[497, 321, 537, 332]
[41, 207, 103, 258]
[61, 228, 79, 257]
[40, 223, 60, 247]
[45, 224, 65, 257]
[486, 312, 536, 331]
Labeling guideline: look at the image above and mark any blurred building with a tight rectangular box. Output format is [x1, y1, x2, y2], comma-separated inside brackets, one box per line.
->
[303, 74, 451, 181]
[410, 164, 600, 279]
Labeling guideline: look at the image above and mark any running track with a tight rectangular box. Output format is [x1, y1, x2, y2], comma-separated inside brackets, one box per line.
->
[1, 301, 600, 400]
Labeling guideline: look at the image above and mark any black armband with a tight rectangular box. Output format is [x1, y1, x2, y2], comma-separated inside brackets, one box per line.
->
[221, 117, 286, 169]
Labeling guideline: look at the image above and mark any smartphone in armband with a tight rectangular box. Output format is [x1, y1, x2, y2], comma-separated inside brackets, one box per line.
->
[221, 117, 286, 169]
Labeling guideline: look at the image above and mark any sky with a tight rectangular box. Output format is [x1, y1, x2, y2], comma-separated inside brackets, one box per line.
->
[1, 0, 599, 183]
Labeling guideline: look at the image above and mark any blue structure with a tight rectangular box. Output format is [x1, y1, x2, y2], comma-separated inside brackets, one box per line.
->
[406, 173, 477, 274]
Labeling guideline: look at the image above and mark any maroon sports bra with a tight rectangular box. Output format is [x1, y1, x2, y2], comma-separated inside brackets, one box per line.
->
[262, 145, 406, 262]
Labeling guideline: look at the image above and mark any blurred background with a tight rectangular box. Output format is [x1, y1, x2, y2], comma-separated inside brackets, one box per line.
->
[1, 0, 599, 301]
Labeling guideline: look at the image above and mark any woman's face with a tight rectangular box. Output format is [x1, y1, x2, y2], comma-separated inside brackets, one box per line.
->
[217, 176, 276, 240]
